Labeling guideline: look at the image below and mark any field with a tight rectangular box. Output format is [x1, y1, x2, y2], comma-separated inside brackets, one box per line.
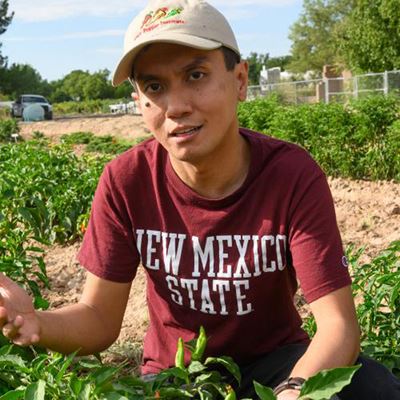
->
[0, 108, 399, 398]
[18, 114, 400, 353]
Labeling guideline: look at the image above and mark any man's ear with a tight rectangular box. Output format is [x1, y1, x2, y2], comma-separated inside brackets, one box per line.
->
[236, 61, 249, 102]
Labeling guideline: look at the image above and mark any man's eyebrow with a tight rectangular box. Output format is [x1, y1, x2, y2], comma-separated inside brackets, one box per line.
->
[182, 56, 210, 70]
[134, 56, 210, 82]
[134, 73, 158, 83]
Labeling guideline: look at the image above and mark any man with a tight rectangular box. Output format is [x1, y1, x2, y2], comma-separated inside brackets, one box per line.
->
[0, 1, 399, 399]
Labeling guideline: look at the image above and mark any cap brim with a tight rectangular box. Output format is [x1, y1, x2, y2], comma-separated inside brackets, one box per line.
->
[112, 33, 223, 86]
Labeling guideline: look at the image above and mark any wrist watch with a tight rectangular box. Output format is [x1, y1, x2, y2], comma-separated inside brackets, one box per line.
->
[273, 377, 306, 395]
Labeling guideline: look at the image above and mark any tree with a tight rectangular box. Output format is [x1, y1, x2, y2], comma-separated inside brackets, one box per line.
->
[0, 0, 13, 67]
[288, 0, 352, 74]
[337, 0, 400, 72]
[60, 69, 115, 101]
[1, 63, 48, 98]
[266, 55, 293, 71]
[246, 52, 269, 85]
[60, 70, 90, 101]
[82, 69, 113, 100]
[113, 81, 135, 99]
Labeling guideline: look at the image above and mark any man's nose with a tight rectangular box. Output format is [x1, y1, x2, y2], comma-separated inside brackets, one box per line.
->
[165, 87, 193, 119]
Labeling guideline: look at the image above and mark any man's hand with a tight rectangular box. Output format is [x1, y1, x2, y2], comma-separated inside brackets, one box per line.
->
[277, 388, 300, 399]
[0, 273, 40, 346]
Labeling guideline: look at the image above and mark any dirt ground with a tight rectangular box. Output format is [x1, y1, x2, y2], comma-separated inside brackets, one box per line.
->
[19, 115, 400, 364]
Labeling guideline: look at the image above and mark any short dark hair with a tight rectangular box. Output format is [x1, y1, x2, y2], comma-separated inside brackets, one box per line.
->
[220, 46, 241, 71]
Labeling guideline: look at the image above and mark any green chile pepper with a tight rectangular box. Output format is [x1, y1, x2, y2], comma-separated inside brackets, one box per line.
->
[175, 337, 185, 370]
[224, 385, 237, 400]
[191, 326, 207, 362]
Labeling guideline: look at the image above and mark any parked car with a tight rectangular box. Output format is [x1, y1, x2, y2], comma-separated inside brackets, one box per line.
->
[11, 94, 53, 120]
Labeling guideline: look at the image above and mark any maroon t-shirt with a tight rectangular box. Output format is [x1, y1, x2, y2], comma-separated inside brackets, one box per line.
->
[78, 128, 351, 374]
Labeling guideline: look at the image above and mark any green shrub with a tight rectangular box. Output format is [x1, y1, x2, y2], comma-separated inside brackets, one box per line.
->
[238, 95, 400, 181]
[85, 135, 134, 154]
[53, 98, 130, 115]
[0, 141, 109, 244]
[304, 242, 400, 378]
[238, 94, 281, 133]
[32, 131, 45, 140]
[60, 131, 94, 145]
[0, 118, 20, 142]
[349, 241, 400, 377]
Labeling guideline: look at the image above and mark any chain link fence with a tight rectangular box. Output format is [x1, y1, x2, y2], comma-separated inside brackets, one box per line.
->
[248, 70, 400, 104]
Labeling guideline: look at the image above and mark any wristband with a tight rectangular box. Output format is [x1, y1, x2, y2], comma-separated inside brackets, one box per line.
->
[273, 377, 305, 395]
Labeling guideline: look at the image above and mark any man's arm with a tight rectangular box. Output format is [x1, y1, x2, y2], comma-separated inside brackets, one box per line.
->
[0, 271, 132, 355]
[291, 285, 360, 378]
[276, 285, 360, 399]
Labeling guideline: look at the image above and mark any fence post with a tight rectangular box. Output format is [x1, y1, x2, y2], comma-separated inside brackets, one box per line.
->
[354, 76, 358, 99]
[324, 78, 329, 103]
[383, 71, 389, 95]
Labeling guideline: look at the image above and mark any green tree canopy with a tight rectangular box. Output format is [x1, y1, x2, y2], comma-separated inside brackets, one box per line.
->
[0, 0, 13, 67]
[288, 0, 352, 74]
[245, 52, 269, 85]
[337, 0, 400, 72]
[266, 55, 293, 71]
[1, 63, 49, 98]
[60, 69, 115, 101]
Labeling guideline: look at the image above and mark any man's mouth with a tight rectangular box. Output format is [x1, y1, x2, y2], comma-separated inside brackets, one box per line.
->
[170, 125, 202, 137]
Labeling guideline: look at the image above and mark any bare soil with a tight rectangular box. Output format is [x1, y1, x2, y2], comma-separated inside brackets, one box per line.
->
[19, 115, 400, 364]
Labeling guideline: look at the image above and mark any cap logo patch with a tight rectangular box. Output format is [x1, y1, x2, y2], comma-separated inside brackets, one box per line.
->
[136, 7, 184, 39]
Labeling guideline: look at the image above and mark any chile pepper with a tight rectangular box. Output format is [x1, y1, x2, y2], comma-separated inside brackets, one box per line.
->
[191, 326, 207, 362]
[175, 337, 185, 370]
[224, 385, 237, 400]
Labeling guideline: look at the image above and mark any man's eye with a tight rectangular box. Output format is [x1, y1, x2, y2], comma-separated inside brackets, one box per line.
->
[189, 71, 205, 81]
[145, 83, 161, 93]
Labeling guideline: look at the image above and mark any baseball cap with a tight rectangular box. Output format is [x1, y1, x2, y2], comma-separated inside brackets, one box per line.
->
[112, 0, 240, 86]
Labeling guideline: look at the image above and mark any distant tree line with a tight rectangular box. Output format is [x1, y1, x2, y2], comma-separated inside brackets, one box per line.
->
[0, 0, 133, 102]
[0, 64, 133, 102]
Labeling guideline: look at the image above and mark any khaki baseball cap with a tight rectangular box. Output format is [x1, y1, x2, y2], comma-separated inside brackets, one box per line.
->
[112, 0, 240, 86]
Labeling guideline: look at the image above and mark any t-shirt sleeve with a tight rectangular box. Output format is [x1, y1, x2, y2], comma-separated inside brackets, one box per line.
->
[288, 160, 351, 303]
[77, 164, 140, 283]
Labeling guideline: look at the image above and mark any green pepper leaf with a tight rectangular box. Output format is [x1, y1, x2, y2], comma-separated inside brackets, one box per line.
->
[299, 365, 361, 400]
[24, 380, 46, 400]
[157, 387, 192, 398]
[0, 355, 29, 373]
[253, 381, 276, 400]
[188, 361, 206, 374]
[205, 356, 241, 384]
[0, 390, 24, 400]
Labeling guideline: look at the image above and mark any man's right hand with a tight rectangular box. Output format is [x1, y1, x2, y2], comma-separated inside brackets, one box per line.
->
[0, 273, 40, 346]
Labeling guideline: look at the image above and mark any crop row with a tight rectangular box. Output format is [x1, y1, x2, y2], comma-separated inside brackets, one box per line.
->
[238, 94, 400, 181]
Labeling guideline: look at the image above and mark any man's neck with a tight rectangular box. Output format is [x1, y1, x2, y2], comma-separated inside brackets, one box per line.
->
[169, 132, 251, 200]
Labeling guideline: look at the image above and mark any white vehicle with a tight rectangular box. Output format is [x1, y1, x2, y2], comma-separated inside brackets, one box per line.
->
[11, 94, 53, 120]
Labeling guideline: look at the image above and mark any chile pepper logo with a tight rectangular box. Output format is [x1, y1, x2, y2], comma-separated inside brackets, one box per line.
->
[140, 7, 183, 30]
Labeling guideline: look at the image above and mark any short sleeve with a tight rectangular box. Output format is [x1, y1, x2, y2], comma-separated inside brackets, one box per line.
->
[288, 164, 351, 303]
[77, 165, 140, 282]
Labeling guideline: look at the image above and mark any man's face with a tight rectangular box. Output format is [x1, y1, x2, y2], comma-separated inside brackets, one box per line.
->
[133, 43, 248, 166]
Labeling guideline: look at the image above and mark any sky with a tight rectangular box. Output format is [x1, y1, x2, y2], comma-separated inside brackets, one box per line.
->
[2, 0, 303, 82]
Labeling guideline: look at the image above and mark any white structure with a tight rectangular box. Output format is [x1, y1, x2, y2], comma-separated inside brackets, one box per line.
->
[259, 66, 281, 90]
[109, 101, 140, 115]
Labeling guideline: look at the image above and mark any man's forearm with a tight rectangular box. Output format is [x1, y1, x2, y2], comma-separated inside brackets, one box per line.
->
[36, 302, 118, 355]
[290, 319, 360, 379]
